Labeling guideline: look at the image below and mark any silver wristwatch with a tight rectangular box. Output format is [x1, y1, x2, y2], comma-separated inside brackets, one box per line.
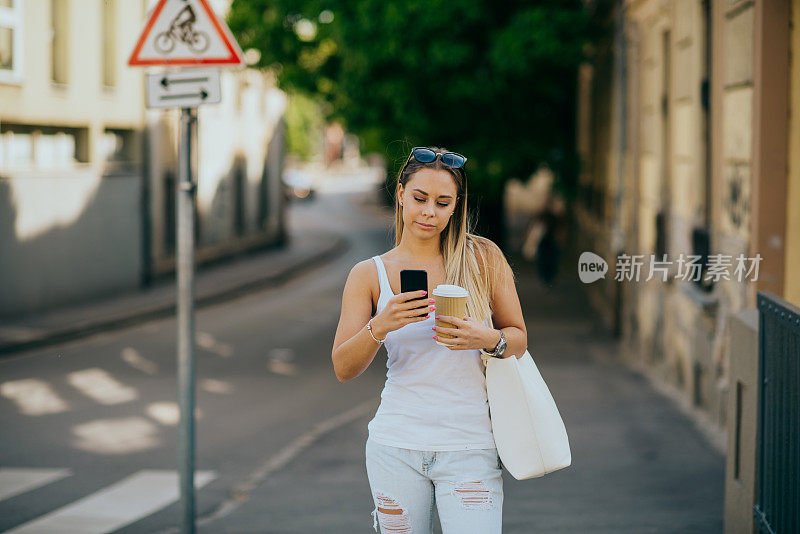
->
[480, 331, 507, 358]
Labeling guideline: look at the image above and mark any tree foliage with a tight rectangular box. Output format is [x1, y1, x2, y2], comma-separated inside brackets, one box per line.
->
[228, 0, 596, 241]
[285, 93, 324, 161]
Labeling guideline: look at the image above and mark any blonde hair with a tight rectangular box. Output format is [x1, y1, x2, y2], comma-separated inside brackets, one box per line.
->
[394, 147, 511, 324]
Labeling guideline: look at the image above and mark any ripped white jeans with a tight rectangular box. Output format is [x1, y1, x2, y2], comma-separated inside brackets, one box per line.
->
[365, 437, 503, 533]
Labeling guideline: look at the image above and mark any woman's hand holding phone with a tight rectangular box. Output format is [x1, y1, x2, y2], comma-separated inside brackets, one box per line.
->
[369, 290, 435, 339]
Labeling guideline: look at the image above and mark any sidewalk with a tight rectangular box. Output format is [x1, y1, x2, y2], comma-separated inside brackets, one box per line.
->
[194, 252, 726, 533]
[0, 230, 348, 356]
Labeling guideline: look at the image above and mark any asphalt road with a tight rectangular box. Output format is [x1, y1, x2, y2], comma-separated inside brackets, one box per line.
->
[0, 182, 725, 533]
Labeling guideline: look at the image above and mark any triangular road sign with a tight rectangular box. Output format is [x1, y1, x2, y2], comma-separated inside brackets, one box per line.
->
[128, 0, 244, 67]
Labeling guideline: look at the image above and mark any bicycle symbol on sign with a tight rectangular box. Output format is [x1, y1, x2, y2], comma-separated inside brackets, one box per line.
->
[155, 4, 210, 54]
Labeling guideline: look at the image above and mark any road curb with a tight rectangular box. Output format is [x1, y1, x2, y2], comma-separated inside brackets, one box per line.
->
[0, 236, 349, 357]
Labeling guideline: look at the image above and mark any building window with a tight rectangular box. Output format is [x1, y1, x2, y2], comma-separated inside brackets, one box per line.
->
[0, 26, 12, 70]
[0, 0, 22, 84]
[99, 128, 139, 174]
[101, 0, 115, 88]
[51, 0, 69, 85]
[0, 123, 84, 170]
[700, 0, 712, 227]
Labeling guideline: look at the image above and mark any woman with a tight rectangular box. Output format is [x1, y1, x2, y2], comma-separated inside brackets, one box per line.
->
[331, 146, 527, 533]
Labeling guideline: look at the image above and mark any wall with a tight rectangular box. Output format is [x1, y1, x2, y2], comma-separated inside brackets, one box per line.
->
[785, 0, 800, 306]
[146, 70, 287, 276]
[0, 0, 287, 316]
[0, 169, 141, 317]
[575, 0, 794, 447]
[0, 1, 146, 164]
[0, 1, 146, 318]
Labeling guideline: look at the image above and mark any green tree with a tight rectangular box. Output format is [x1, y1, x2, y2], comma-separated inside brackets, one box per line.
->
[228, 0, 595, 245]
[285, 93, 324, 161]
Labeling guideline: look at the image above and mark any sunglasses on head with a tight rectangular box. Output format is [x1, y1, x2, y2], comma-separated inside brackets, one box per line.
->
[408, 147, 467, 169]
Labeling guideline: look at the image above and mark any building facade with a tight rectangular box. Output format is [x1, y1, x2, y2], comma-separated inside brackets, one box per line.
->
[0, 0, 286, 318]
[576, 0, 800, 449]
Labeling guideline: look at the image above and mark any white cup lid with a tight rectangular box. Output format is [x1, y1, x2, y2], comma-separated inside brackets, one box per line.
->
[432, 284, 468, 298]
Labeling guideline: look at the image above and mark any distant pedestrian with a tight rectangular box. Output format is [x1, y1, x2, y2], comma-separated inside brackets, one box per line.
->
[332, 146, 528, 533]
[534, 195, 567, 286]
[324, 122, 345, 167]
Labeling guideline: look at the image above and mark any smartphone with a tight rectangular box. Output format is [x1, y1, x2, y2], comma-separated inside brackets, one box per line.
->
[400, 269, 428, 315]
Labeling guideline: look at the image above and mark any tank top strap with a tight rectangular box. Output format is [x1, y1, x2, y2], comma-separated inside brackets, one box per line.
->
[372, 255, 393, 298]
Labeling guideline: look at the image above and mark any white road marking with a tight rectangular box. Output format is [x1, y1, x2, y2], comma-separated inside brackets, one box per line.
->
[188, 399, 378, 529]
[5, 469, 216, 534]
[266, 360, 297, 375]
[121, 347, 158, 375]
[266, 348, 294, 362]
[266, 348, 297, 375]
[145, 402, 203, 426]
[0, 379, 69, 416]
[196, 332, 233, 358]
[72, 417, 160, 455]
[200, 378, 234, 394]
[66, 368, 138, 405]
[0, 468, 72, 501]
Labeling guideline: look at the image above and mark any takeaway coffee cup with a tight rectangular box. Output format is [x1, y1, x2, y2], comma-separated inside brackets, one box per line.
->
[433, 284, 468, 346]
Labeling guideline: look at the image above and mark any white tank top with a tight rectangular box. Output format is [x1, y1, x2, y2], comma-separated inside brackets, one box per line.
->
[366, 255, 496, 451]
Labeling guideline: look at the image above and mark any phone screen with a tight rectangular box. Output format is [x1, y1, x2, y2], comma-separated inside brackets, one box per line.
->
[400, 269, 428, 314]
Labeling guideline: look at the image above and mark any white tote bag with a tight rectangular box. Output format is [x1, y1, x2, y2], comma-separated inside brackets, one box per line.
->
[482, 349, 572, 480]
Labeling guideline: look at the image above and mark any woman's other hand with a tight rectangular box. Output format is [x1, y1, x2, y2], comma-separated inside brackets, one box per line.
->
[433, 316, 500, 351]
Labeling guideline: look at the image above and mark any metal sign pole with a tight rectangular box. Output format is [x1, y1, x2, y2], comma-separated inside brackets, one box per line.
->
[128, 4, 244, 531]
[177, 106, 197, 534]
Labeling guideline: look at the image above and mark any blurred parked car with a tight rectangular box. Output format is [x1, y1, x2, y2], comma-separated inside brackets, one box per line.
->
[282, 168, 316, 201]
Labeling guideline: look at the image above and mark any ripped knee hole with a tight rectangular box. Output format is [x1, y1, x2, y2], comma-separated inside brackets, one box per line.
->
[454, 480, 495, 510]
[374, 492, 411, 533]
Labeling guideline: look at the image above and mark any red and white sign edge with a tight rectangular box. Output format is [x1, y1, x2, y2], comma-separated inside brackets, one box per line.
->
[128, 0, 244, 67]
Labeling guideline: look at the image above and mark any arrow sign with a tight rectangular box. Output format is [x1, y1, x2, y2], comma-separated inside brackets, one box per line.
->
[160, 75, 210, 89]
[128, 0, 244, 67]
[146, 69, 221, 109]
[160, 89, 209, 101]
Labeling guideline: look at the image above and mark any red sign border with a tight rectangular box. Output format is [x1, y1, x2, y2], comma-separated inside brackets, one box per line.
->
[128, 0, 244, 67]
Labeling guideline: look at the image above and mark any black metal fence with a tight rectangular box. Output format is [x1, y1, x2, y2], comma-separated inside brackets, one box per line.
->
[754, 291, 800, 533]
